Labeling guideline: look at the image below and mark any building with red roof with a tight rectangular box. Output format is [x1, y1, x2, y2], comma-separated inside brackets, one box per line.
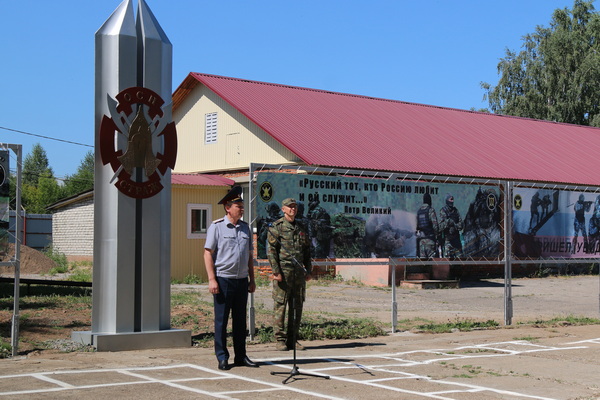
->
[171, 72, 600, 282]
[173, 72, 600, 188]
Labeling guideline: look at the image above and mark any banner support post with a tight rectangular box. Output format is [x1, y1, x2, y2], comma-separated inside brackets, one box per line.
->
[503, 181, 513, 326]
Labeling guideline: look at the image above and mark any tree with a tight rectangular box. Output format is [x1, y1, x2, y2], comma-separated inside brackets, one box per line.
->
[22, 143, 53, 186]
[20, 143, 62, 213]
[482, 0, 600, 126]
[23, 171, 63, 214]
[63, 150, 94, 197]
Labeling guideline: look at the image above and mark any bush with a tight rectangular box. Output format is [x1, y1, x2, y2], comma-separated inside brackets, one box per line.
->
[43, 245, 69, 274]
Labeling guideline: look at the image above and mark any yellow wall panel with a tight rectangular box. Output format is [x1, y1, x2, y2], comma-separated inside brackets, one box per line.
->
[174, 85, 300, 174]
[170, 184, 229, 281]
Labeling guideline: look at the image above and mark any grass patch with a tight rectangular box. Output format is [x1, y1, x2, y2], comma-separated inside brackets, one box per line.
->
[0, 338, 11, 359]
[524, 315, 600, 327]
[299, 315, 386, 340]
[513, 335, 539, 341]
[416, 318, 500, 333]
[171, 275, 205, 285]
[254, 275, 271, 287]
[43, 245, 69, 275]
[193, 316, 386, 347]
[68, 267, 92, 283]
[171, 290, 211, 307]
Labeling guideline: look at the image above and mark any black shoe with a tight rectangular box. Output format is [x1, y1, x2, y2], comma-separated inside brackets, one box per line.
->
[218, 359, 229, 370]
[234, 356, 259, 368]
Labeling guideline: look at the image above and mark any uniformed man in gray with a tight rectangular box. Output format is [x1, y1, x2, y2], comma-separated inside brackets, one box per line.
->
[268, 198, 312, 351]
[204, 186, 258, 370]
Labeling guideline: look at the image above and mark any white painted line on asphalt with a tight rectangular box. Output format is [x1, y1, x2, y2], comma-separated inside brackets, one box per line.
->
[0, 336, 594, 400]
[566, 337, 600, 345]
[32, 373, 76, 388]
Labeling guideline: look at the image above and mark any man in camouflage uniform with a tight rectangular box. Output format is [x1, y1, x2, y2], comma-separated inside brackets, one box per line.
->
[268, 198, 312, 351]
[416, 193, 439, 259]
[439, 193, 464, 259]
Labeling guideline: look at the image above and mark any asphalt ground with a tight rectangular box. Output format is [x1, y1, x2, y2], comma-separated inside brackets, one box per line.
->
[1, 276, 600, 399]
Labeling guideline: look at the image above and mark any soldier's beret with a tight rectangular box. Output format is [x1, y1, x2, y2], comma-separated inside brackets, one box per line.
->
[282, 198, 297, 207]
[218, 186, 243, 205]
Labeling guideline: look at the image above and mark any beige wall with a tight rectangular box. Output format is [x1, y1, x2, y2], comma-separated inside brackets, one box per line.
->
[173, 84, 300, 174]
[170, 184, 229, 281]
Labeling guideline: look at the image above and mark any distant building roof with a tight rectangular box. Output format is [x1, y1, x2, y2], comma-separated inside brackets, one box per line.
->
[48, 174, 233, 211]
[174, 72, 600, 187]
[171, 173, 234, 187]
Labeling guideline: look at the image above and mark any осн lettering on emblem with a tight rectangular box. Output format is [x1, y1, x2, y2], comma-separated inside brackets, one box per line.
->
[99, 87, 177, 199]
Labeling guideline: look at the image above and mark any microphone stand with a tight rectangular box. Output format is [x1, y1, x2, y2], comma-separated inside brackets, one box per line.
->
[270, 264, 330, 384]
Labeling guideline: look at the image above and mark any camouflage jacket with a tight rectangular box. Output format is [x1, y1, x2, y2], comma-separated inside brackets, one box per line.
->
[267, 217, 312, 275]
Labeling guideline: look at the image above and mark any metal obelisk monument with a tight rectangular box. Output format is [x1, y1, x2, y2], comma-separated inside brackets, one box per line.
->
[72, 0, 190, 351]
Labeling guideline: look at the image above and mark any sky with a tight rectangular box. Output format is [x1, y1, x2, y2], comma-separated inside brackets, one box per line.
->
[0, 0, 581, 180]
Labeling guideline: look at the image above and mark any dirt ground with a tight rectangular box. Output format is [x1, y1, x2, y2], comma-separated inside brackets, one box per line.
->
[0, 244, 57, 275]
[1, 247, 600, 399]
[1, 245, 600, 358]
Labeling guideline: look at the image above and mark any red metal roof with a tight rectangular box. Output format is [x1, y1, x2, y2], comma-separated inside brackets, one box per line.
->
[171, 173, 234, 187]
[174, 72, 600, 187]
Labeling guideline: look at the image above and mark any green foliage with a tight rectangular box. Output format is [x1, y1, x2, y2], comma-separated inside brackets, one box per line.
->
[298, 315, 386, 340]
[527, 314, 600, 327]
[482, 1, 600, 126]
[416, 319, 500, 333]
[22, 143, 53, 186]
[254, 275, 271, 287]
[68, 267, 92, 283]
[171, 275, 206, 285]
[13, 145, 94, 213]
[62, 151, 94, 197]
[19, 143, 65, 213]
[253, 325, 275, 343]
[0, 338, 11, 359]
[43, 245, 69, 275]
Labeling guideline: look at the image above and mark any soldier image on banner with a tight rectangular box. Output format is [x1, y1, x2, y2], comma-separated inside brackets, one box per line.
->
[462, 187, 501, 257]
[573, 194, 592, 249]
[307, 197, 333, 258]
[529, 192, 542, 232]
[256, 202, 282, 259]
[588, 195, 600, 252]
[439, 193, 464, 259]
[415, 193, 440, 259]
[331, 214, 367, 258]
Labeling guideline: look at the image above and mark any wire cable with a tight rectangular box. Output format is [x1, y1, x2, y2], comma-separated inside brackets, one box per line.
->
[0, 126, 93, 148]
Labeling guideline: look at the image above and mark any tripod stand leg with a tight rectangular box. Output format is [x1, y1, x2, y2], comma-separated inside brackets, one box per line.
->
[270, 276, 329, 384]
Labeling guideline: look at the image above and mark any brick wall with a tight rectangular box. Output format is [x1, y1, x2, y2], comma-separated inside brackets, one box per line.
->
[52, 198, 94, 259]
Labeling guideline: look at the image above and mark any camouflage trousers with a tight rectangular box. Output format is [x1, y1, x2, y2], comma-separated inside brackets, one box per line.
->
[272, 267, 306, 344]
[444, 242, 463, 259]
[574, 220, 587, 238]
[419, 238, 438, 259]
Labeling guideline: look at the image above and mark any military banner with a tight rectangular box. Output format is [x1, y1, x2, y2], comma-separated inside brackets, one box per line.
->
[0, 150, 9, 256]
[513, 188, 600, 258]
[255, 172, 502, 260]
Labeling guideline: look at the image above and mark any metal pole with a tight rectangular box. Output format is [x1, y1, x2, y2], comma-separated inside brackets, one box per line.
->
[248, 164, 255, 340]
[391, 259, 397, 333]
[10, 144, 22, 357]
[503, 181, 513, 325]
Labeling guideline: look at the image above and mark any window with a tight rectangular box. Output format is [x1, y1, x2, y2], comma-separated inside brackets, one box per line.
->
[187, 203, 212, 239]
[205, 112, 217, 144]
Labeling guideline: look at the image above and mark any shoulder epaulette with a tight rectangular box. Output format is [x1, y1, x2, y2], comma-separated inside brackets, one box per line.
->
[212, 217, 225, 224]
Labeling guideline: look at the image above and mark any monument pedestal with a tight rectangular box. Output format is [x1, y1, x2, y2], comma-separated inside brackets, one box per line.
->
[72, 329, 191, 352]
